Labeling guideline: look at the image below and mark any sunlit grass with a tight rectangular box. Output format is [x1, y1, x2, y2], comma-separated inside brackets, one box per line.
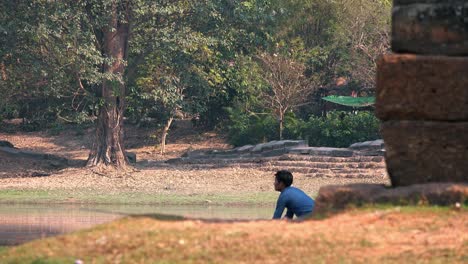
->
[0, 189, 278, 206]
[354, 203, 467, 213]
[1, 208, 466, 264]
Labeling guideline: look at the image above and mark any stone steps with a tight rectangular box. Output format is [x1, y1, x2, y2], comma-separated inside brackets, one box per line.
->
[164, 153, 388, 179]
[254, 166, 382, 175]
[278, 155, 384, 163]
[168, 155, 384, 165]
[178, 161, 387, 178]
[259, 160, 385, 169]
[194, 164, 385, 174]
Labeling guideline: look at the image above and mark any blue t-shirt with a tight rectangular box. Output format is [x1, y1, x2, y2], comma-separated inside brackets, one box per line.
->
[273, 186, 315, 219]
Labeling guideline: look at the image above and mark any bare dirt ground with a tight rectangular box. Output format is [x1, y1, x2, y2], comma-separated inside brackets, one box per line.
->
[0, 120, 389, 197]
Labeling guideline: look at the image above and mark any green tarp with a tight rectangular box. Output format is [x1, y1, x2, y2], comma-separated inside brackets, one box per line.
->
[322, 95, 375, 107]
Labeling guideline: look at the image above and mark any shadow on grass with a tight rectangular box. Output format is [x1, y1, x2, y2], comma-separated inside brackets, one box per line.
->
[128, 211, 334, 223]
[128, 213, 278, 223]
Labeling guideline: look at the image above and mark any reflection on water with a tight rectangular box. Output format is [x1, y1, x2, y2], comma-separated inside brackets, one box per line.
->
[0, 204, 273, 245]
[0, 205, 121, 245]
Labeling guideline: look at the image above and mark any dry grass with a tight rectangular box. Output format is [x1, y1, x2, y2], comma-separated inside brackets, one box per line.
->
[1, 209, 467, 263]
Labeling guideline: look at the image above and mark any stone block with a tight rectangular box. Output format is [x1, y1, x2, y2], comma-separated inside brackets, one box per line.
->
[394, 0, 465, 7]
[355, 150, 385, 157]
[234, 145, 254, 153]
[392, 2, 468, 55]
[182, 149, 208, 158]
[0, 146, 20, 155]
[314, 183, 468, 213]
[349, 139, 384, 151]
[211, 154, 239, 159]
[283, 140, 307, 148]
[251, 143, 267, 153]
[382, 120, 468, 186]
[0, 140, 14, 148]
[125, 152, 136, 163]
[288, 147, 311, 155]
[261, 141, 280, 151]
[260, 148, 287, 157]
[308, 147, 354, 157]
[376, 54, 468, 121]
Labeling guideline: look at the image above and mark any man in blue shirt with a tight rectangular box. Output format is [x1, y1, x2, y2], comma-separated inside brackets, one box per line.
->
[273, 170, 315, 219]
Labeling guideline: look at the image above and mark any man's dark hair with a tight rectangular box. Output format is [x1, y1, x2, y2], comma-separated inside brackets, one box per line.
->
[275, 170, 293, 187]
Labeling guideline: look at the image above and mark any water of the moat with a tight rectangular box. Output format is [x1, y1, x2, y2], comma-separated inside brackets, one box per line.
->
[0, 204, 273, 245]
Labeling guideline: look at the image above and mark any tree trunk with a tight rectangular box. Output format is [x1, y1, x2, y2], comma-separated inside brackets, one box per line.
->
[87, 1, 130, 169]
[0, 62, 6, 80]
[279, 112, 284, 140]
[160, 116, 174, 154]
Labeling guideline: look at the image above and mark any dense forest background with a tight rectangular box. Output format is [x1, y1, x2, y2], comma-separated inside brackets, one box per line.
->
[0, 0, 390, 166]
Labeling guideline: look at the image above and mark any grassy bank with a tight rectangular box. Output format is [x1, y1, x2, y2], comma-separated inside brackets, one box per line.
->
[1, 207, 466, 263]
[0, 247, 9, 255]
[0, 189, 280, 206]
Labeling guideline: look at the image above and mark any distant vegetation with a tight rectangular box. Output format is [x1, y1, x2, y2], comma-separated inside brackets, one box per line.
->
[0, 0, 390, 166]
[227, 110, 380, 147]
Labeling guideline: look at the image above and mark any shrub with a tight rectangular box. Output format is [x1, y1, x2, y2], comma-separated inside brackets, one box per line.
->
[226, 109, 380, 148]
[225, 109, 305, 146]
[303, 111, 380, 147]
[225, 110, 277, 146]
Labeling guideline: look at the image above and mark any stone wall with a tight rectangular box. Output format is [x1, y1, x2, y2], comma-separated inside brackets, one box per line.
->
[376, 0, 468, 186]
[177, 139, 384, 162]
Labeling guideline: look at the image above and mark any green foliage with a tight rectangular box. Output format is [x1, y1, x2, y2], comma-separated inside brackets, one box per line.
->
[303, 111, 381, 147]
[47, 122, 66, 136]
[226, 110, 380, 148]
[0, 0, 390, 151]
[126, 1, 273, 128]
[226, 109, 305, 146]
[226, 109, 276, 146]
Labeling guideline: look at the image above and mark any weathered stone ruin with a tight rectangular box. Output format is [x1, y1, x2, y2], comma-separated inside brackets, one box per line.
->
[314, 0, 468, 212]
[377, 0, 468, 186]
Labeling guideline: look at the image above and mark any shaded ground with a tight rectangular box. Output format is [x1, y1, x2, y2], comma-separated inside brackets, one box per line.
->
[1, 208, 467, 263]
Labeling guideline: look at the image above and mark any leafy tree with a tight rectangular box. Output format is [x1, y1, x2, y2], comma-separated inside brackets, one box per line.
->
[332, 0, 391, 89]
[135, 65, 186, 154]
[0, 0, 391, 168]
[1, 0, 273, 168]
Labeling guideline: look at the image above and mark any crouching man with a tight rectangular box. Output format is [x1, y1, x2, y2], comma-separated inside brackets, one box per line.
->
[273, 170, 315, 220]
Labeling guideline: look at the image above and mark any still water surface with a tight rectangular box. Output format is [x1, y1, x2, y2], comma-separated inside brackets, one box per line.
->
[0, 204, 273, 245]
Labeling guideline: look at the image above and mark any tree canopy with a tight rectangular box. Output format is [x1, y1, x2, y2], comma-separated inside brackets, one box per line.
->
[0, 0, 391, 168]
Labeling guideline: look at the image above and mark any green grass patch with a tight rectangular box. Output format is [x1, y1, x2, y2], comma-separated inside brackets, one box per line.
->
[2, 256, 74, 264]
[309, 203, 466, 221]
[0, 189, 277, 206]
[353, 204, 466, 214]
[0, 246, 10, 255]
[0, 190, 54, 202]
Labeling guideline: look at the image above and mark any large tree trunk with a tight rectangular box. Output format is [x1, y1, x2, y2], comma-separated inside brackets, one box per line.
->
[87, 1, 130, 169]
